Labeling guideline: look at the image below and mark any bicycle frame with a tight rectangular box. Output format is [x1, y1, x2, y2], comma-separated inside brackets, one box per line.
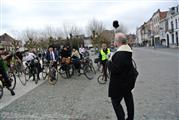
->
[47, 61, 58, 85]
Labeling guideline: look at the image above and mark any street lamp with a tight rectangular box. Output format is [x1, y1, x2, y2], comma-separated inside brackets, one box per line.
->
[113, 20, 119, 29]
[113, 20, 119, 44]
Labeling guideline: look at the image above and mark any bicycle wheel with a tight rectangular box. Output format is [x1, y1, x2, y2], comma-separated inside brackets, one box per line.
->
[48, 68, 58, 85]
[16, 68, 26, 86]
[59, 65, 73, 79]
[59, 66, 68, 79]
[7, 72, 16, 90]
[70, 64, 75, 77]
[24, 67, 30, 81]
[42, 65, 48, 80]
[0, 81, 3, 99]
[67, 65, 74, 78]
[34, 67, 39, 84]
[84, 65, 95, 80]
[97, 62, 101, 71]
[97, 74, 108, 84]
[88, 59, 96, 74]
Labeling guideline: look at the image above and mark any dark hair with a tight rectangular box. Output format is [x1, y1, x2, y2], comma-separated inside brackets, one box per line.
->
[48, 45, 53, 49]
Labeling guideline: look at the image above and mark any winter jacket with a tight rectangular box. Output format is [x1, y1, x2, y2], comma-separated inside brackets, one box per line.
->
[108, 44, 135, 98]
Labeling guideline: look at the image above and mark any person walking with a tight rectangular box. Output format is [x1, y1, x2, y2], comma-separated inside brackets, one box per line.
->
[108, 32, 135, 120]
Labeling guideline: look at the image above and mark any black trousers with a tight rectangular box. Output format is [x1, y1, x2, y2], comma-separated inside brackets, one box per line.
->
[29, 61, 41, 80]
[0, 67, 11, 87]
[111, 91, 134, 120]
[101, 60, 108, 80]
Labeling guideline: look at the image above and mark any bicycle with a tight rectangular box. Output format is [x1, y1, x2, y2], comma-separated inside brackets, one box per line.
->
[59, 56, 95, 80]
[42, 61, 58, 85]
[71, 57, 96, 80]
[94, 58, 102, 71]
[24, 58, 40, 84]
[9, 53, 26, 86]
[97, 61, 110, 84]
[0, 72, 16, 99]
[88, 58, 96, 74]
[58, 57, 73, 79]
[58, 63, 73, 79]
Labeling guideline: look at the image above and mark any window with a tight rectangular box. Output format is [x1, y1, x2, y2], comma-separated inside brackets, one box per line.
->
[176, 32, 179, 46]
[171, 21, 174, 30]
[165, 20, 168, 31]
[176, 19, 178, 29]
[172, 34, 174, 44]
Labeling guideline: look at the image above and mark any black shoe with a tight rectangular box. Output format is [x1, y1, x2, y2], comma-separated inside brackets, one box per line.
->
[10, 90, 15, 96]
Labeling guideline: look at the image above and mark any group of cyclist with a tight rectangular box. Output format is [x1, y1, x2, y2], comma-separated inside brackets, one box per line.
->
[0, 40, 113, 97]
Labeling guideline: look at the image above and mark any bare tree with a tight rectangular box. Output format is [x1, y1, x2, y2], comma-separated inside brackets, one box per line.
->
[62, 24, 71, 38]
[87, 19, 105, 36]
[24, 29, 39, 41]
[22, 29, 42, 49]
[62, 23, 82, 38]
[86, 19, 107, 48]
[10, 30, 26, 46]
[54, 27, 63, 39]
[42, 26, 57, 39]
[62, 24, 83, 48]
[70, 25, 82, 36]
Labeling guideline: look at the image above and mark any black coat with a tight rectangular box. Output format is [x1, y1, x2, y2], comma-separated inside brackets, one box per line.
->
[108, 49, 134, 98]
[61, 50, 71, 58]
[45, 51, 58, 61]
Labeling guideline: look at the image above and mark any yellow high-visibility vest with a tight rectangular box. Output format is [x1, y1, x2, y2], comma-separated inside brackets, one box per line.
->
[100, 48, 110, 61]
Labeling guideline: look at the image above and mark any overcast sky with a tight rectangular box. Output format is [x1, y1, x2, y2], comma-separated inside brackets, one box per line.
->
[0, 0, 178, 38]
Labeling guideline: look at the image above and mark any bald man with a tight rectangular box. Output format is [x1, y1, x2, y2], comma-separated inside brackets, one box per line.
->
[108, 33, 134, 120]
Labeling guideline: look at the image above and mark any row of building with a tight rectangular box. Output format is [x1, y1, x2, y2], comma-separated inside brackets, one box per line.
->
[136, 5, 179, 48]
[0, 31, 136, 50]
